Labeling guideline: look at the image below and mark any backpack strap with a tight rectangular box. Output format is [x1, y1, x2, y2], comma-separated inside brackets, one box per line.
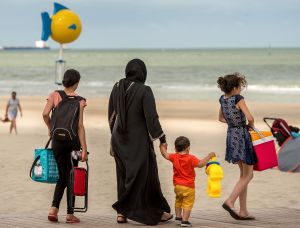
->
[76, 96, 86, 102]
[56, 90, 68, 100]
[56, 90, 85, 101]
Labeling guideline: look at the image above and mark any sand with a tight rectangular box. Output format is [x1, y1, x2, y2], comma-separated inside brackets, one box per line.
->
[0, 96, 299, 217]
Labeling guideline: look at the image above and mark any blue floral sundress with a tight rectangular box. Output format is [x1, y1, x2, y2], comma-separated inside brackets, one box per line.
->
[219, 95, 257, 165]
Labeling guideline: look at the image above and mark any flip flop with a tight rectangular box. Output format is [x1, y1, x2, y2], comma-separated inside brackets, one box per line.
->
[239, 215, 255, 220]
[222, 203, 241, 220]
[66, 215, 80, 223]
[48, 214, 58, 222]
[160, 214, 173, 222]
[117, 215, 128, 223]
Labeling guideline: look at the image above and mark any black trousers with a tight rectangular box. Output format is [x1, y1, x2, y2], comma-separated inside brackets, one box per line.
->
[51, 140, 79, 214]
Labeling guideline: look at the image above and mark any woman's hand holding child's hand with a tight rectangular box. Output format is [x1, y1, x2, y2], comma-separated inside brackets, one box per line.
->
[159, 143, 170, 160]
[159, 143, 168, 150]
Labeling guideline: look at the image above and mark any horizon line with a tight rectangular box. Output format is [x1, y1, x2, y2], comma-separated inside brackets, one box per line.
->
[2, 46, 300, 51]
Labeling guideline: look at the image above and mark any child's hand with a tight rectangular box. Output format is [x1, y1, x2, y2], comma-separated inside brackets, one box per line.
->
[159, 143, 168, 150]
[209, 152, 216, 158]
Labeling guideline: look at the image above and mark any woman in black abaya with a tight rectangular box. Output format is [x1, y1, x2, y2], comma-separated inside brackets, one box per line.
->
[108, 59, 172, 225]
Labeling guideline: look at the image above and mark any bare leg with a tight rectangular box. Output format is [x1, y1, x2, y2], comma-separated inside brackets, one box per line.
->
[239, 164, 254, 217]
[175, 207, 182, 218]
[182, 209, 191, 221]
[225, 162, 253, 209]
[238, 162, 247, 212]
[9, 121, 13, 134]
[12, 119, 17, 134]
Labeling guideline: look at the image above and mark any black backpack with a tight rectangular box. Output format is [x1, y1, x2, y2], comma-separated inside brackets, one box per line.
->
[50, 90, 85, 142]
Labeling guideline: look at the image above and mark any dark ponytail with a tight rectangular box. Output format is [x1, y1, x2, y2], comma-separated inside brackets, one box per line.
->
[62, 69, 81, 88]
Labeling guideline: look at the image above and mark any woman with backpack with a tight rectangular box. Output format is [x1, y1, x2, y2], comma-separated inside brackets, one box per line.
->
[108, 59, 172, 225]
[42, 69, 88, 223]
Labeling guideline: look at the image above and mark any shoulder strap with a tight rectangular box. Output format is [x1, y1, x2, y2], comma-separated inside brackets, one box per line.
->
[76, 96, 86, 102]
[56, 90, 68, 100]
[29, 155, 41, 179]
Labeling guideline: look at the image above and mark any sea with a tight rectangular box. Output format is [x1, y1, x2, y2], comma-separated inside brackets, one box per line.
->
[0, 48, 299, 103]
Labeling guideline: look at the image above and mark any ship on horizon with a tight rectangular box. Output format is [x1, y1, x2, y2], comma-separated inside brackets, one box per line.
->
[0, 41, 50, 50]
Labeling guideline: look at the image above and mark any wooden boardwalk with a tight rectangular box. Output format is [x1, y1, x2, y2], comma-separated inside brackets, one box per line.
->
[0, 208, 299, 228]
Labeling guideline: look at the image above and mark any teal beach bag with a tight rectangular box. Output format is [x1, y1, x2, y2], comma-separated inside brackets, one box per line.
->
[30, 139, 59, 184]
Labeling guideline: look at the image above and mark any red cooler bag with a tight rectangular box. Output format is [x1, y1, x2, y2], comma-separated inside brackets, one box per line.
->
[250, 130, 278, 171]
[73, 167, 87, 196]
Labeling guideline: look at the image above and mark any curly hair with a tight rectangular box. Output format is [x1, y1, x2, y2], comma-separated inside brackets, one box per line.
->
[217, 72, 247, 94]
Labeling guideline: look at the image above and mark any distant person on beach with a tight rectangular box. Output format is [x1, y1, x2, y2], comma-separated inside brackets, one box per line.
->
[3, 91, 22, 134]
[159, 136, 216, 227]
[108, 59, 172, 225]
[217, 73, 256, 220]
[42, 69, 88, 223]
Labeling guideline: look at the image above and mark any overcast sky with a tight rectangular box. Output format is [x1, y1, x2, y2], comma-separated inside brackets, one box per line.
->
[0, 0, 299, 48]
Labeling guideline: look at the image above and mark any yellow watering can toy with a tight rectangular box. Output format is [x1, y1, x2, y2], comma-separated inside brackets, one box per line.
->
[205, 156, 224, 198]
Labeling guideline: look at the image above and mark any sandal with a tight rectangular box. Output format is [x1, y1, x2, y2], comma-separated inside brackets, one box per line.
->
[239, 215, 255, 220]
[66, 215, 80, 223]
[48, 213, 58, 222]
[117, 215, 128, 223]
[48, 207, 58, 222]
[160, 213, 173, 222]
[222, 203, 241, 220]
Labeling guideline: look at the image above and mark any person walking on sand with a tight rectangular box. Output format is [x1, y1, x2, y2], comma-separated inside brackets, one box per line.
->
[108, 59, 172, 225]
[4, 91, 22, 134]
[159, 136, 216, 227]
[42, 69, 88, 223]
[217, 73, 257, 220]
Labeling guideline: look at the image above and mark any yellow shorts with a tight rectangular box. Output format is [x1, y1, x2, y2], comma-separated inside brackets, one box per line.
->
[174, 185, 195, 210]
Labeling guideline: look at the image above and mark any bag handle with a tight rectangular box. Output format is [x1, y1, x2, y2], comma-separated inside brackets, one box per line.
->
[248, 126, 265, 139]
[30, 138, 52, 179]
[29, 155, 41, 179]
[45, 138, 52, 149]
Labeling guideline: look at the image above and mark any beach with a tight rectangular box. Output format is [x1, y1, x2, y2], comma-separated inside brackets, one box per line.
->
[1, 96, 299, 217]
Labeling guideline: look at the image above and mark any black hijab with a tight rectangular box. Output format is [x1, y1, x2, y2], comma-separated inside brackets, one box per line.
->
[116, 59, 147, 133]
[125, 58, 147, 83]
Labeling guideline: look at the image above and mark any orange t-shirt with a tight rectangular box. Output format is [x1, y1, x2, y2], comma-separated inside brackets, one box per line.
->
[47, 91, 87, 109]
[169, 153, 200, 189]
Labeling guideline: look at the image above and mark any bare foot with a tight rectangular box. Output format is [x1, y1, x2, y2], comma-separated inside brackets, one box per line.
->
[66, 214, 80, 223]
[48, 207, 59, 222]
[49, 207, 58, 215]
[224, 200, 235, 209]
[117, 214, 127, 223]
[239, 211, 255, 220]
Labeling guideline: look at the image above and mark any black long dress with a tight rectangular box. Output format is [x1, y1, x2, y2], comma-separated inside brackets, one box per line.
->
[108, 77, 170, 225]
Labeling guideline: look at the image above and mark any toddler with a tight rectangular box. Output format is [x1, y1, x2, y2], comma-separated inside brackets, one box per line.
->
[160, 136, 215, 227]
